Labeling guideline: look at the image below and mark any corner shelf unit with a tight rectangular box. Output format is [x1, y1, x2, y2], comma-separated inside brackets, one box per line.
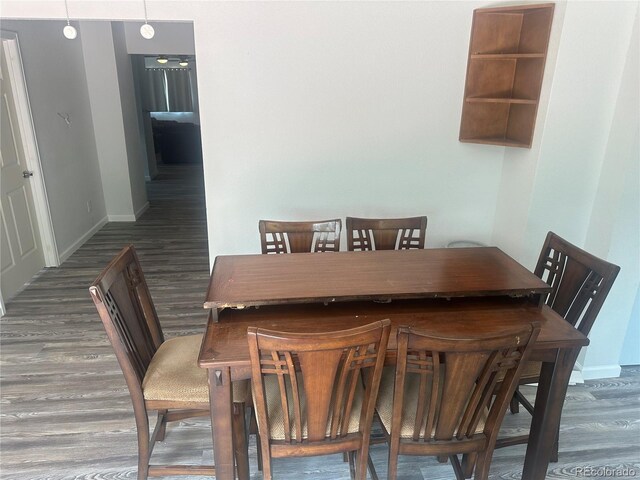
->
[459, 3, 554, 148]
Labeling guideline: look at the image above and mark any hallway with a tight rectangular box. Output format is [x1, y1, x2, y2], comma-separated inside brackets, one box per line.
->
[1, 165, 638, 479]
[1, 164, 214, 478]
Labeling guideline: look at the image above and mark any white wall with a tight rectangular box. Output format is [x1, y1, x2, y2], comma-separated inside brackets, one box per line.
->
[1, 20, 107, 261]
[493, 2, 639, 377]
[112, 22, 149, 218]
[124, 21, 195, 56]
[81, 21, 136, 220]
[198, 1, 504, 255]
[3, 1, 638, 377]
[582, 9, 639, 377]
[80, 21, 149, 221]
[620, 286, 640, 366]
[518, 2, 638, 271]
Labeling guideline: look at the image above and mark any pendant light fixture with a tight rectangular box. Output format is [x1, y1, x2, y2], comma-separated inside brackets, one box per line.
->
[140, 0, 155, 39]
[62, 0, 77, 39]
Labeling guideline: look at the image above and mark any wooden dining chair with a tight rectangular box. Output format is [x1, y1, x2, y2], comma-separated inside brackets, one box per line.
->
[376, 323, 540, 480]
[345, 216, 427, 251]
[247, 319, 391, 480]
[89, 245, 250, 480]
[258, 219, 342, 254]
[500, 231, 620, 459]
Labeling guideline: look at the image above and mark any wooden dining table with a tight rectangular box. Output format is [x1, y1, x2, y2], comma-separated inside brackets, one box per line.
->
[198, 247, 588, 480]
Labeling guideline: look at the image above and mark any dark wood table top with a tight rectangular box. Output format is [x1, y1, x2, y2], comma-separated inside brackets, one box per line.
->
[198, 297, 588, 369]
[204, 247, 552, 309]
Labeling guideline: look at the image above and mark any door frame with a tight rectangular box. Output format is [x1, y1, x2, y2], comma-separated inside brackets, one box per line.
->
[1, 31, 58, 314]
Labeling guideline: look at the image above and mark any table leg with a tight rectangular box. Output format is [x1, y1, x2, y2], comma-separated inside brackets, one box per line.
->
[208, 367, 235, 480]
[522, 348, 579, 480]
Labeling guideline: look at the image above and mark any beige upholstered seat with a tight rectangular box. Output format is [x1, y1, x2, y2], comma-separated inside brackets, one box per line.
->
[143, 334, 249, 404]
[261, 373, 362, 440]
[248, 320, 390, 480]
[376, 324, 540, 480]
[90, 245, 251, 480]
[376, 367, 486, 438]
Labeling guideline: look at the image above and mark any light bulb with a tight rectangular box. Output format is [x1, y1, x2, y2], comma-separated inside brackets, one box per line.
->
[157, 56, 169, 64]
[63, 24, 77, 40]
[140, 23, 155, 40]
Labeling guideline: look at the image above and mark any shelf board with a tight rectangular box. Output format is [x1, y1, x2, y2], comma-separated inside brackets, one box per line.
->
[470, 53, 545, 59]
[465, 97, 537, 105]
[460, 137, 531, 148]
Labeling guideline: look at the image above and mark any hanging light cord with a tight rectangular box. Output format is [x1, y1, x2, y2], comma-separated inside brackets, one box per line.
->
[143, 0, 149, 24]
[64, 0, 71, 26]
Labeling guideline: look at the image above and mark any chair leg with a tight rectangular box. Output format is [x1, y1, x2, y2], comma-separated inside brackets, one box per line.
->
[232, 402, 249, 480]
[515, 388, 535, 415]
[551, 424, 560, 462]
[155, 410, 168, 442]
[356, 426, 373, 480]
[248, 407, 263, 471]
[509, 389, 520, 414]
[367, 454, 379, 480]
[461, 452, 477, 478]
[387, 436, 400, 480]
[450, 455, 466, 480]
[472, 453, 490, 480]
[135, 414, 151, 480]
[258, 431, 272, 480]
[347, 451, 356, 480]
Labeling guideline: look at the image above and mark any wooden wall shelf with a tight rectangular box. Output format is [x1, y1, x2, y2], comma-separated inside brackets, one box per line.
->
[459, 3, 555, 148]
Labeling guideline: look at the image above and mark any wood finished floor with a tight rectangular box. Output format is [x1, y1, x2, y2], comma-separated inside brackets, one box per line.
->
[1, 165, 639, 479]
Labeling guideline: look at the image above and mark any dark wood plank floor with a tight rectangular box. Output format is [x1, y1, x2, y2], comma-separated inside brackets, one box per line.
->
[1, 165, 639, 479]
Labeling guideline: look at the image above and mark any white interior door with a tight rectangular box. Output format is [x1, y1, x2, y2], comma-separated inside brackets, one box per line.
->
[0, 41, 45, 302]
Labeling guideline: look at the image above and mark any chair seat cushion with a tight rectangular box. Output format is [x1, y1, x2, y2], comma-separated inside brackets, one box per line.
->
[143, 334, 249, 404]
[376, 367, 486, 439]
[260, 373, 363, 441]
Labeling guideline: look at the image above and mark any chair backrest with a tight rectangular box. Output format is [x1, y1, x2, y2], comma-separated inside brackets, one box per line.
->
[248, 320, 391, 443]
[89, 245, 163, 398]
[258, 219, 342, 254]
[392, 323, 539, 446]
[346, 216, 427, 251]
[534, 231, 620, 337]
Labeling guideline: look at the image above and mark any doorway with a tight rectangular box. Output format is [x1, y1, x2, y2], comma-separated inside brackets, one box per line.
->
[0, 33, 56, 311]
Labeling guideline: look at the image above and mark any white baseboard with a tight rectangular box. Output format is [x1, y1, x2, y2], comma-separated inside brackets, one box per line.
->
[107, 214, 137, 222]
[135, 202, 150, 219]
[569, 369, 584, 385]
[59, 216, 108, 264]
[582, 364, 622, 380]
[107, 203, 149, 222]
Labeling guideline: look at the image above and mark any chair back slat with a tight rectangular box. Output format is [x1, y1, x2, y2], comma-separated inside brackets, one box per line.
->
[394, 324, 539, 446]
[259, 219, 342, 254]
[89, 245, 164, 390]
[248, 320, 390, 444]
[534, 232, 620, 335]
[346, 216, 427, 251]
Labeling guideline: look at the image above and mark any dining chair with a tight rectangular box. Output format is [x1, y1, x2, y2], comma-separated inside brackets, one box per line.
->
[258, 219, 342, 254]
[500, 231, 620, 460]
[89, 245, 250, 480]
[345, 216, 427, 251]
[247, 319, 391, 480]
[376, 322, 540, 480]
